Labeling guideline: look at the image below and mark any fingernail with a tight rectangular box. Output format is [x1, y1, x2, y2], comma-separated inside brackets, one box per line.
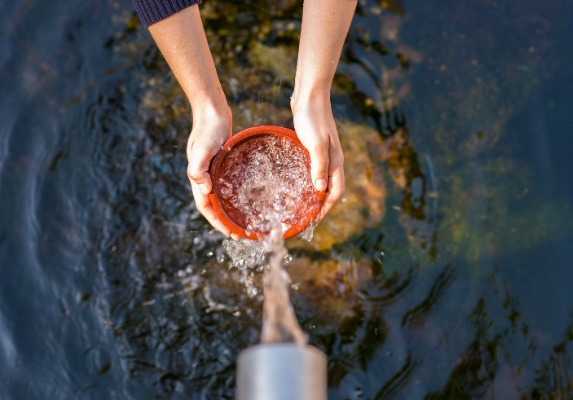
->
[315, 178, 327, 191]
[199, 184, 209, 195]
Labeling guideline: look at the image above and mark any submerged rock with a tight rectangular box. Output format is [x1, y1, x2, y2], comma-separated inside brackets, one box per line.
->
[289, 120, 392, 251]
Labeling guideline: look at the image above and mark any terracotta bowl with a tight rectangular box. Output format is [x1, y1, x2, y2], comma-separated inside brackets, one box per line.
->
[208, 125, 325, 240]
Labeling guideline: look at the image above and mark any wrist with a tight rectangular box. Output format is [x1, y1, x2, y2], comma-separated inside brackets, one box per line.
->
[290, 84, 331, 114]
[190, 92, 231, 124]
[189, 83, 228, 110]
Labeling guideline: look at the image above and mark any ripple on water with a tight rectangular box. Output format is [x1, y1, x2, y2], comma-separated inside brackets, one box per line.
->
[0, 311, 16, 371]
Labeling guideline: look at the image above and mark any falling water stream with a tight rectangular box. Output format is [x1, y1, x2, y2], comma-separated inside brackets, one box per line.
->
[260, 222, 307, 345]
[214, 133, 315, 345]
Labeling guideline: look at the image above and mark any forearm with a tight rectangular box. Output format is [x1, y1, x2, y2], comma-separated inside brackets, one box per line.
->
[148, 5, 228, 118]
[292, 0, 357, 106]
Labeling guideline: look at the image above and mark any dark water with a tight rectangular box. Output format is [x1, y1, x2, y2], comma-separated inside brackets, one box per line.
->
[1, 0, 572, 398]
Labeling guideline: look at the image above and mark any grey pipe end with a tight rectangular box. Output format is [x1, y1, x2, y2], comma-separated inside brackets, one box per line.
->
[236, 344, 327, 400]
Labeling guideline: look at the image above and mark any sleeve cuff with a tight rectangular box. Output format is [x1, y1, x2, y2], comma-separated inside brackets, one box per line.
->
[132, 0, 203, 28]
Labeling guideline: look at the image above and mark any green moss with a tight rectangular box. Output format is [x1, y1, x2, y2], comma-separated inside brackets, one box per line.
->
[248, 42, 296, 83]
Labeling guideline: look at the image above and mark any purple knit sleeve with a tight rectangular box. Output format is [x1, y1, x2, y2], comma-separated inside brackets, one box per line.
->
[132, 0, 203, 28]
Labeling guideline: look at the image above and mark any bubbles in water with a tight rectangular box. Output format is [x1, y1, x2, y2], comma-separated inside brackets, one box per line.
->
[299, 220, 318, 242]
[215, 247, 226, 264]
[223, 238, 267, 270]
[215, 134, 322, 237]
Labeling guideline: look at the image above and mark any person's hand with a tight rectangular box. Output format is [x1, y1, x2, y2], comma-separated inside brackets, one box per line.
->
[187, 106, 238, 238]
[289, 0, 355, 222]
[292, 97, 345, 221]
[146, 5, 241, 237]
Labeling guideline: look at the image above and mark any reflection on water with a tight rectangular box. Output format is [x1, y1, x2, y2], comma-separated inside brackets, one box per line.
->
[0, 0, 572, 398]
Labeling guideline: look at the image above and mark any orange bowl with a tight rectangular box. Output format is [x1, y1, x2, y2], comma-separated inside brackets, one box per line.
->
[208, 125, 325, 240]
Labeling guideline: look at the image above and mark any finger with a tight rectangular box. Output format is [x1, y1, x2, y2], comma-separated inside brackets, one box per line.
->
[191, 180, 232, 236]
[187, 145, 215, 195]
[187, 166, 212, 195]
[306, 138, 330, 192]
[318, 159, 345, 220]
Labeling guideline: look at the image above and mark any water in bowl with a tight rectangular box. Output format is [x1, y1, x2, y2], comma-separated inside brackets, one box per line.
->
[215, 134, 321, 237]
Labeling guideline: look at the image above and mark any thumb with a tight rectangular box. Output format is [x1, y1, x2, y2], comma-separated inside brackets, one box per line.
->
[187, 146, 214, 195]
[188, 168, 212, 195]
[308, 143, 329, 192]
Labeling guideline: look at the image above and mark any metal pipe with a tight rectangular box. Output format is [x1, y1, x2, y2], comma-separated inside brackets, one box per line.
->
[236, 344, 327, 400]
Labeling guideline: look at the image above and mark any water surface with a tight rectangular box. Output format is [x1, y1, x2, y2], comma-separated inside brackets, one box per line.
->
[0, 0, 572, 398]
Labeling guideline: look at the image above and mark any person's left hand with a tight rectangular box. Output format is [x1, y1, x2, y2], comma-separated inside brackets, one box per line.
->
[292, 98, 345, 220]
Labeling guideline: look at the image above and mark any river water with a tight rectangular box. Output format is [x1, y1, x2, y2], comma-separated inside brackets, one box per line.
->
[0, 0, 572, 399]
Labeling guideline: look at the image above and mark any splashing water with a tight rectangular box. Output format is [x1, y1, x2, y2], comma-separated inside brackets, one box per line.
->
[222, 216, 310, 345]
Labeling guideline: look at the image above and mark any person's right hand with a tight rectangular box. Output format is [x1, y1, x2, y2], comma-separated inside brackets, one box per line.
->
[146, 4, 239, 237]
[186, 106, 236, 238]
